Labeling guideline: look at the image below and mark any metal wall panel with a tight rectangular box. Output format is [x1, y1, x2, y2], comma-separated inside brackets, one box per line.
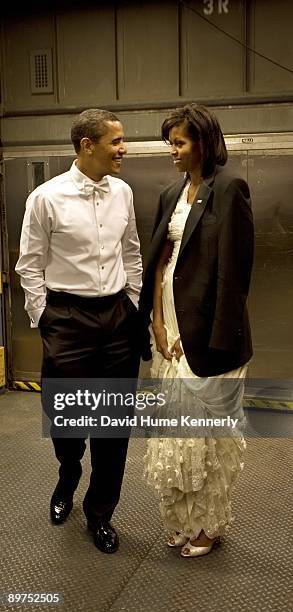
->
[5, 110, 293, 148]
[5, 156, 74, 380]
[57, 8, 117, 106]
[116, 2, 179, 101]
[249, 0, 293, 93]
[2, 0, 293, 115]
[180, 0, 245, 97]
[120, 156, 178, 265]
[5, 158, 40, 379]
[3, 14, 57, 111]
[247, 151, 293, 378]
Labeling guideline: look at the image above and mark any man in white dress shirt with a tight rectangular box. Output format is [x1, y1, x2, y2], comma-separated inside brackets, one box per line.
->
[15, 109, 142, 554]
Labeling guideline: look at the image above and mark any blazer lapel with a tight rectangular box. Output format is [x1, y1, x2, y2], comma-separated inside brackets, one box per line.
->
[178, 177, 214, 259]
[150, 177, 186, 257]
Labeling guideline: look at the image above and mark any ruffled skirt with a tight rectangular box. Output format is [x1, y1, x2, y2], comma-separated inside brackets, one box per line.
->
[143, 249, 247, 538]
[144, 433, 246, 538]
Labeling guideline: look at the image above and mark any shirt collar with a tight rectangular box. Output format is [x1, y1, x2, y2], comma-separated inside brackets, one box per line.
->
[70, 161, 109, 195]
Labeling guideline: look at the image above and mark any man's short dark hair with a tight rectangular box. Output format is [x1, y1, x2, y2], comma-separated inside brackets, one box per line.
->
[71, 108, 120, 153]
[161, 103, 227, 178]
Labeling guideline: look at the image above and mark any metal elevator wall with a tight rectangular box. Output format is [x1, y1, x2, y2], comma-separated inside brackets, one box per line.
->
[4, 146, 293, 383]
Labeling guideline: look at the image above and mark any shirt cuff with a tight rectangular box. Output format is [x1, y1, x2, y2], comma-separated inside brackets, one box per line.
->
[27, 307, 46, 328]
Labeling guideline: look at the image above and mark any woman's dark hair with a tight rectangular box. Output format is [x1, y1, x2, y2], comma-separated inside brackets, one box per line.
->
[71, 108, 119, 153]
[161, 104, 227, 177]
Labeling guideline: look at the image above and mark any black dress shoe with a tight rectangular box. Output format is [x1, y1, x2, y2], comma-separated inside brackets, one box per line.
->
[50, 496, 73, 525]
[88, 520, 119, 554]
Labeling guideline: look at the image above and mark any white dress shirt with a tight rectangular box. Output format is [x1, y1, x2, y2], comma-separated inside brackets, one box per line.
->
[15, 161, 143, 327]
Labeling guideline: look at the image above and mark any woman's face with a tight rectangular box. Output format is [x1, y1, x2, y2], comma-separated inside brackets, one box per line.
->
[168, 123, 201, 174]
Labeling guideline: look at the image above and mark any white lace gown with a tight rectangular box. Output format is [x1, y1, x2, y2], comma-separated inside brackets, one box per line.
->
[144, 183, 247, 539]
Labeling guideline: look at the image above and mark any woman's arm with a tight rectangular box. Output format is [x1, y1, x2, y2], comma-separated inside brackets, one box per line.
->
[152, 239, 173, 360]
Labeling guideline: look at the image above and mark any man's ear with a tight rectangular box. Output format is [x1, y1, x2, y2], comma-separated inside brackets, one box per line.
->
[80, 137, 94, 154]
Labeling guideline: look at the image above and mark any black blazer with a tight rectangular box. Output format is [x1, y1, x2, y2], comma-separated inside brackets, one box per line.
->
[139, 166, 254, 377]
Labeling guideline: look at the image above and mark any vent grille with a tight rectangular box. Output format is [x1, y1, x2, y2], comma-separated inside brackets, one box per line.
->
[30, 49, 53, 94]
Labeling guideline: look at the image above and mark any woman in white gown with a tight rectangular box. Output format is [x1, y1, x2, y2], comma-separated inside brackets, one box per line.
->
[140, 104, 254, 558]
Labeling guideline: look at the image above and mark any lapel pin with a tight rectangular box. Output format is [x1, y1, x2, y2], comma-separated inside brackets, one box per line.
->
[197, 199, 203, 203]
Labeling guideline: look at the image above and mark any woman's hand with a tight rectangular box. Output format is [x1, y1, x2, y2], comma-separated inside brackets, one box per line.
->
[170, 337, 183, 361]
[152, 322, 172, 360]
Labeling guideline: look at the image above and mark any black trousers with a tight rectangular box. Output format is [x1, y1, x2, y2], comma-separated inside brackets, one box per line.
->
[40, 289, 140, 526]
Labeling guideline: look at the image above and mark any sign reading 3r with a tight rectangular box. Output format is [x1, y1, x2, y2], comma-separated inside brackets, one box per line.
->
[203, 0, 229, 14]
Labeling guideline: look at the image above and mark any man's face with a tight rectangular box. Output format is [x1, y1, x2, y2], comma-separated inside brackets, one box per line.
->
[80, 120, 127, 180]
